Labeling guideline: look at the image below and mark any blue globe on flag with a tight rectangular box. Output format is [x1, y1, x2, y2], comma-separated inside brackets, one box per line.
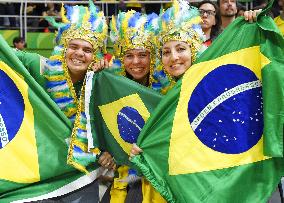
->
[117, 106, 145, 143]
[188, 64, 263, 154]
[0, 69, 24, 149]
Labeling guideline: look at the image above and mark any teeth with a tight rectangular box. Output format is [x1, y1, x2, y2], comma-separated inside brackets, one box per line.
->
[131, 68, 143, 72]
[72, 59, 83, 65]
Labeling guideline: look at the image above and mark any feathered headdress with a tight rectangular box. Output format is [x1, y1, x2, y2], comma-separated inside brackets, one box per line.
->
[109, 10, 163, 90]
[47, 0, 108, 53]
[110, 10, 160, 58]
[159, 0, 206, 62]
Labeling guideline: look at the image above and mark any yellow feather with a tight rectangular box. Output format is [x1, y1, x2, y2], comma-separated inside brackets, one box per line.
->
[82, 7, 90, 25]
[61, 4, 69, 23]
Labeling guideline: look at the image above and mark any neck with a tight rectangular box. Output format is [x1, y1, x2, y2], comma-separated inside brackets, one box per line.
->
[203, 28, 211, 40]
[69, 71, 86, 84]
[280, 11, 284, 20]
[135, 76, 149, 87]
[221, 16, 235, 29]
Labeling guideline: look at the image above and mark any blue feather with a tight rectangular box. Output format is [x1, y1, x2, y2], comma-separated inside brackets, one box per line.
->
[128, 12, 140, 28]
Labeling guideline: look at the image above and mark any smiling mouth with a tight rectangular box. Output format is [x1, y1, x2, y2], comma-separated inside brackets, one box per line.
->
[71, 59, 84, 65]
[131, 68, 145, 73]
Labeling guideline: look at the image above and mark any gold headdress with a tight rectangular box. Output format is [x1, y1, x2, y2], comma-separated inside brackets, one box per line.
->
[159, 0, 206, 62]
[47, 0, 108, 58]
[109, 10, 160, 87]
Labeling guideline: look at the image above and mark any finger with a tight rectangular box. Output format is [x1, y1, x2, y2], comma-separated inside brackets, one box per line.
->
[244, 11, 249, 21]
[104, 58, 109, 68]
[99, 59, 105, 70]
[252, 10, 257, 22]
[92, 64, 98, 72]
[133, 143, 143, 153]
[249, 10, 253, 23]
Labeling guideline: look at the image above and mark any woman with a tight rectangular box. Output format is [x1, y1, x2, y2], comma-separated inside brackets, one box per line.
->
[198, 0, 221, 46]
[99, 9, 169, 203]
[130, 0, 262, 157]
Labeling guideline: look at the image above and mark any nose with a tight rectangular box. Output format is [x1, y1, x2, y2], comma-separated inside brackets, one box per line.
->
[170, 50, 178, 62]
[132, 55, 140, 64]
[74, 48, 84, 57]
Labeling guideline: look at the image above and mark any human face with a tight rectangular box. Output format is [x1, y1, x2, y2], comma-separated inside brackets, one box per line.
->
[162, 40, 192, 78]
[199, 3, 216, 31]
[15, 41, 25, 50]
[219, 0, 237, 17]
[65, 39, 94, 81]
[123, 49, 150, 84]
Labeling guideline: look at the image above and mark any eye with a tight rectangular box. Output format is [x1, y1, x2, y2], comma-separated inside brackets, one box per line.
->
[125, 54, 133, 59]
[139, 53, 147, 58]
[162, 50, 170, 56]
[177, 47, 186, 52]
[69, 45, 77, 50]
[84, 49, 93, 54]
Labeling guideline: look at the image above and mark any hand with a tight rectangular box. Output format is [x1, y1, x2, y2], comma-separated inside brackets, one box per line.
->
[98, 151, 116, 170]
[92, 58, 109, 72]
[129, 143, 143, 159]
[244, 9, 262, 23]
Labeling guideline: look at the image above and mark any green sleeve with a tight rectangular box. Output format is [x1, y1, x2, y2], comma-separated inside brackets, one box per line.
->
[15, 50, 46, 88]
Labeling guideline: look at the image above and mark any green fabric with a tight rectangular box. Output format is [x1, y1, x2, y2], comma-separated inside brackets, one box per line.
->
[0, 34, 98, 202]
[15, 50, 46, 88]
[88, 70, 162, 167]
[131, 4, 284, 203]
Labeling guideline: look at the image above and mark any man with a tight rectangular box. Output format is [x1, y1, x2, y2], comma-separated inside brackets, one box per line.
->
[15, 2, 115, 202]
[217, 0, 237, 30]
[274, 0, 284, 35]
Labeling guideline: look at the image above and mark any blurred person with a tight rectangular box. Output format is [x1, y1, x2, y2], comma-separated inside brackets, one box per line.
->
[39, 3, 60, 32]
[198, 0, 221, 46]
[13, 36, 25, 51]
[0, 3, 16, 28]
[125, 0, 143, 12]
[274, 0, 284, 35]
[217, 0, 237, 30]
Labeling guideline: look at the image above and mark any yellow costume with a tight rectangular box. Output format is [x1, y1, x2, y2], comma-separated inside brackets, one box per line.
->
[274, 15, 284, 35]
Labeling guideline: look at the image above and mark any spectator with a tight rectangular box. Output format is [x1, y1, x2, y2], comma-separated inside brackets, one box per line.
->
[198, 0, 221, 46]
[274, 0, 284, 35]
[13, 37, 25, 51]
[0, 3, 17, 29]
[217, 0, 237, 30]
[39, 3, 60, 32]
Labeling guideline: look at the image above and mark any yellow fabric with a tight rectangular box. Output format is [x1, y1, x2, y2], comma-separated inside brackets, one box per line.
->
[110, 165, 129, 203]
[142, 178, 166, 203]
[99, 94, 150, 155]
[274, 16, 284, 36]
[169, 46, 270, 175]
[0, 61, 39, 183]
[126, 0, 142, 8]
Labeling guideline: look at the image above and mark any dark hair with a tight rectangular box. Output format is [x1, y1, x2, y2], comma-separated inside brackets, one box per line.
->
[198, 0, 221, 40]
[13, 37, 25, 46]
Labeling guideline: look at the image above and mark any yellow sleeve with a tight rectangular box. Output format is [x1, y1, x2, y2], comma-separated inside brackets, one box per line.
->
[142, 178, 167, 203]
[110, 165, 129, 203]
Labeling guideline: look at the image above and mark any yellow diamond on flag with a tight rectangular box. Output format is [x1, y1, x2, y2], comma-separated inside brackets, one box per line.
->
[169, 46, 271, 175]
[0, 61, 40, 183]
[99, 93, 150, 154]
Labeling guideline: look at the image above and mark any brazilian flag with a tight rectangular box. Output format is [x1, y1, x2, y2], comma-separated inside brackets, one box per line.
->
[84, 70, 162, 167]
[0, 34, 102, 202]
[131, 3, 284, 203]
